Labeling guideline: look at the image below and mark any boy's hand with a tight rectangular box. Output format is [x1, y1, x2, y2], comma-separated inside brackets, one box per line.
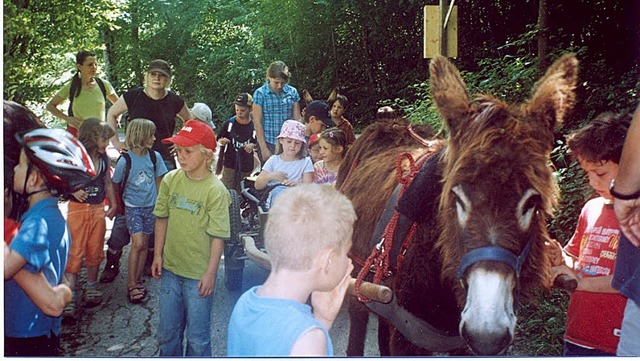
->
[151, 256, 163, 279]
[244, 143, 256, 153]
[218, 138, 230, 147]
[72, 189, 88, 202]
[550, 264, 577, 289]
[311, 261, 354, 330]
[197, 271, 216, 297]
[545, 239, 564, 266]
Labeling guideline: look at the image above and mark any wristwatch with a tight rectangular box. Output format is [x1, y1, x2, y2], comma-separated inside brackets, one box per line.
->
[609, 179, 640, 200]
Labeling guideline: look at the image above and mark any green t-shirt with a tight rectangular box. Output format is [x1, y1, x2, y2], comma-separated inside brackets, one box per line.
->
[55, 78, 115, 125]
[154, 169, 231, 280]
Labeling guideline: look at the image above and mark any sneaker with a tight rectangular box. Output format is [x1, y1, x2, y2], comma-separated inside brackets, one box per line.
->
[83, 287, 103, 308]
[62, 299, 77, 322]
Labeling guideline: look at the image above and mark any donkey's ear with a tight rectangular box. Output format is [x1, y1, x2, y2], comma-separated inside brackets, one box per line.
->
[429, 56, 471, 135]
[302, 89, 313, 104]
[527, 54, 578, 130]
[327, 87, 338, 103]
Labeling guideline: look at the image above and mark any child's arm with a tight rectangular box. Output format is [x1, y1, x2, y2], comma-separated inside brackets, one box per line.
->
[151, 217, 168, 279]
[197, 237, 224, 297]
[255, 170, 287, 190]
[310, 261, 354, 330]
[290, 329, 328, 356]
[4, 244, 27, 280]
[550, 265, 619, 293]
[291, 261, 354, 356]
[12, 269, 72, 317]
[104, 166, 117, 219]
[301, 171, 314, 184]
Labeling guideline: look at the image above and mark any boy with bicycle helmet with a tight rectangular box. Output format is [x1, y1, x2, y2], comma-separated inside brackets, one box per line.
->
[4, 128, 95, 356]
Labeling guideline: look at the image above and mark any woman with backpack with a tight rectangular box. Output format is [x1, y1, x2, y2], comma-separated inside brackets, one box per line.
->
[46, 50, 119, 136]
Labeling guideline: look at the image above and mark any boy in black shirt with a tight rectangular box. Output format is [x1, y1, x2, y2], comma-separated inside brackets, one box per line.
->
[217, 93, 258, 192]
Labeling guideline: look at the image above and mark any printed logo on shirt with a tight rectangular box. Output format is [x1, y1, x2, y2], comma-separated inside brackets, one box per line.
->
[168, 193, 203, 215]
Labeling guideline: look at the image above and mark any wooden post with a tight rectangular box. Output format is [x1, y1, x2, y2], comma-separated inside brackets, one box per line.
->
[439, 0, 449, 57]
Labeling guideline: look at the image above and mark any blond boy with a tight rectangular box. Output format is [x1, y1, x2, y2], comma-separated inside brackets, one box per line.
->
[152, 120, 230, 356]
[227, 183, 355, 356]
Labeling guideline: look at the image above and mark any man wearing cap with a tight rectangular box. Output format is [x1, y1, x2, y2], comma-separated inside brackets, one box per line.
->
[304, 100, 336, 137]
[252, 61, 302, 162]
[216, 93, 258, 192]
[103, 59, 192, 284]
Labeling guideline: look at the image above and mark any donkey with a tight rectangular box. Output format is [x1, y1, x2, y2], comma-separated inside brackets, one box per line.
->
[337, 54, 578, 355]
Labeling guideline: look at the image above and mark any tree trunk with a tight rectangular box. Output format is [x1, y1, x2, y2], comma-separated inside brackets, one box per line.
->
[537, 0, 550, 74]
[102, 26, 116, 83]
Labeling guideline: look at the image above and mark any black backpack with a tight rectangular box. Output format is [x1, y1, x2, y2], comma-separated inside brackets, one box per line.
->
[115, 150, 157, 214]
[68, 77, 107, 117]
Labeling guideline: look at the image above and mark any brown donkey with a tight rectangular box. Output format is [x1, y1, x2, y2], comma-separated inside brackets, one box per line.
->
[338, 54, 578, 355]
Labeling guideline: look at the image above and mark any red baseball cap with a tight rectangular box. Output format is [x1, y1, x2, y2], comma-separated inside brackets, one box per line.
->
[162, 119, 217, 152]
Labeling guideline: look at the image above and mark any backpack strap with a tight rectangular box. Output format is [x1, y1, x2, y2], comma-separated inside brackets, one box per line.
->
[149, 149, 157, 174]
[118, 152, 132, 192]
[119, 150, 157, 189]
[68, 77, 108, 117]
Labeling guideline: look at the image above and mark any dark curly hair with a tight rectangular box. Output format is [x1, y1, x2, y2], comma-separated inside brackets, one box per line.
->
[566, 111, 632, 164]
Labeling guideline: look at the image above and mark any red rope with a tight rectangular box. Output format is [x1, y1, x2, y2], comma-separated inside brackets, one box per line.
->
[354, 151, 435, 302]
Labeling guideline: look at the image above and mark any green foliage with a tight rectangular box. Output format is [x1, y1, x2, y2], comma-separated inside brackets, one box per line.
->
[513, 289, 569, 356]
[3, 0, 117, 107]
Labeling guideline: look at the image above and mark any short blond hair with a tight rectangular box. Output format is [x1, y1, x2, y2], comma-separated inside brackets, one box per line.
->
[265, 184, 356, 270]
[125, 118, 156, 149]
[175, 143, 216, 170]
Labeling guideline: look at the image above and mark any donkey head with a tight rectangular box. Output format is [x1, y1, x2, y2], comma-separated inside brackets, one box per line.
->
[430, 55, 577, 355]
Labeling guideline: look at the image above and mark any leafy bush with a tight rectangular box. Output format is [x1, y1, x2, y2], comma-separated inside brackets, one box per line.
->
[512, 289, 569, 356]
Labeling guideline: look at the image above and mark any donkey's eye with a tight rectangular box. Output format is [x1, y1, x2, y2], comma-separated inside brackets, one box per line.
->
[452, 185, 470, 227]
[516, 189, 540, 231]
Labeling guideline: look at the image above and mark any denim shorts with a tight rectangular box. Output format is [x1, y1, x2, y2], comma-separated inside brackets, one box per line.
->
[125, 206, 155, 235]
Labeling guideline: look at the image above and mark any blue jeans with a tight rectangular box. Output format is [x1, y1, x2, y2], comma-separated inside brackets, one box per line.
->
[157, 269, 213, 356]
[618, 299, 640, 356]
[563, 341, 615, 356]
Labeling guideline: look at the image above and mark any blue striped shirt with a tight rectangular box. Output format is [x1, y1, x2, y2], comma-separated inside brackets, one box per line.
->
[253, 82, 300, 144]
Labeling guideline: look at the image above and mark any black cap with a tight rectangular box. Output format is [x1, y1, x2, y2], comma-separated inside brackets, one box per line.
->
[234, 93, 253, 106]
[306, 100, 335, 127]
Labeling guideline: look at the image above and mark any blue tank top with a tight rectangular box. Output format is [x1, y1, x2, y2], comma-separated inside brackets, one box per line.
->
[227, 286, 333, 356]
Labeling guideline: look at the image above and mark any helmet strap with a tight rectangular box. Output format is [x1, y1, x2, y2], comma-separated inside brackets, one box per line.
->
[21, 163, 48, 199]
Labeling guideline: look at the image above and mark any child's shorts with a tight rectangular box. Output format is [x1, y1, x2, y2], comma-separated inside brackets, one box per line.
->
[125, 206, 155, 235]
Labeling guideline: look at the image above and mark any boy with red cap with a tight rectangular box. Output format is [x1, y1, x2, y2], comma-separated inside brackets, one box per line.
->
[151, 120, 231, 356]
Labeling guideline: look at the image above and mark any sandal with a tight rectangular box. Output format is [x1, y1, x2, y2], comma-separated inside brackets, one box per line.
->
[127, 284, 146, 304]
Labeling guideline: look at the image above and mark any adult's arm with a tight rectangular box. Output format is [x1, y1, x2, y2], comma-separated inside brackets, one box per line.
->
[46, 95, 81, 129]
[106, 96, 128, 151]
[292, 101, 302, 121]
[177, 104, 192, 122]
[613, 104, 640, 246]
[253, 104, 272, 160]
